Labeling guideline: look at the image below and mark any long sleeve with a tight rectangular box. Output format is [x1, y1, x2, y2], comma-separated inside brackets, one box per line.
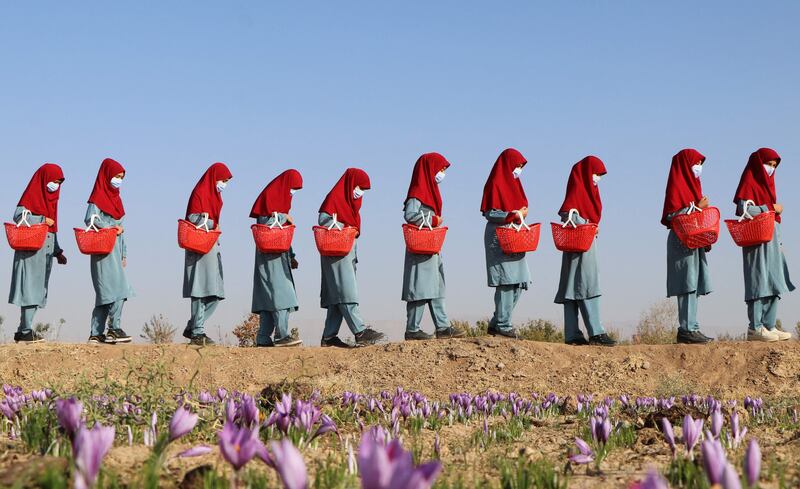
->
[188, 212, 217, 230]
[404, 199, 435, 227]
[735, 200, 770, 218]
[484, 209, 511, 224]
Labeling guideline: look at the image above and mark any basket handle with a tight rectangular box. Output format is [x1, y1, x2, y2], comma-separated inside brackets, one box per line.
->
[15, 209, 32, 228]
[561, 209, 580, 229]
[738, 200, 756, 222]
[85, 214, 102, 232]
[194, 213, 211, 232]
[687, 201, 701, 214]
[509, 210, 530, 232]
[327, 213, 344, 231]
[417, 211, 435, 231]
[268, 211, 284, 229]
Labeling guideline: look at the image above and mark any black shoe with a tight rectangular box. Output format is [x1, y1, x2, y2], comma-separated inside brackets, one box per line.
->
[14, 331, 44, 344]
[320, 336, 352, 348]
[189, 334, 215, 346]
[354, 328, 387, 346]
[698, 331, 715, 342]
[566, 336, 589, 346]
[676, 329, 711, 344]
[404, 330, 434, 341]
[106, 328, 132, 344]
[589, 333, 617, 346]
[182, 328, 193, 340]
[435, 327, 466, 339]
[274, 337, 302, 347]
[88, 335, 108, 345]
[488, 327, 518, 339]
[256, 341, 274, 347]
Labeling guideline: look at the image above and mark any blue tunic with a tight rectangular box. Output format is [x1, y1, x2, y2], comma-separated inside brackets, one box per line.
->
[85, 204, 134, 306]
[319, 212, 359, 307]
[252, 213, 299, 313]
[483, 210, 530, 288]
[666, 206, 712, 297]
[402, 198, 446, 302]
[8, 206, 62, 308]
[554, 211, 601, 303]
[736, 200, 795, 301]
[183, 213, 225, 299]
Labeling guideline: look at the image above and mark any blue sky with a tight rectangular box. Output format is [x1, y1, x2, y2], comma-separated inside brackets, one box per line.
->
[1, 1, 799, 343]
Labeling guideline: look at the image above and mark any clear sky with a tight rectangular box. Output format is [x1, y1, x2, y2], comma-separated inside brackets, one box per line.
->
[1, 1, 799, 343]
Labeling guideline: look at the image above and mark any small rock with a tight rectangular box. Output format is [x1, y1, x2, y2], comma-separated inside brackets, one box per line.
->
[641, 361, 650, 370]
[496, 362, 505, 370]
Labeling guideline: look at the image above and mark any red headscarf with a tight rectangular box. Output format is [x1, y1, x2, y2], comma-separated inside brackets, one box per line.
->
[250, 169, 303, 218]
[319, 168, 371, 231]
[480, 148, 528, 213]
[734, 147, 782, 223]
[405, 152, 450, 216]
[87, 158, 126, 220]
[18, 163, 64, 232]
[186, 162, 233, 224]
[660, 149, 705, 228]
[559, 156, 607, 224]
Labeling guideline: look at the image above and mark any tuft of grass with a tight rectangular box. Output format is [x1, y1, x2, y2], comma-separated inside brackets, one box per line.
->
[633, 299, 677, 344]
[498, 457, 568, 489]
[516, 320, 563, 343]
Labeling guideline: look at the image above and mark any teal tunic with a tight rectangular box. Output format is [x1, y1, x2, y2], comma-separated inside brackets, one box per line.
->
[319, 212, 359, 307]
[402, 198, 446, 302]
[85, 204, 133, 306]
[251, 213, 299, 313]
[554, 211, 600, 303]
[483, 210, 530, 288]
[8, 206, 62, 308]
[736, 200, 795, 301]
[183, 213, 225, 299]
[666, 206, 712, 297]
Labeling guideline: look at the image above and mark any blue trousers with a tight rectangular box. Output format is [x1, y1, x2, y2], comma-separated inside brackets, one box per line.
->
[406, 298, 449, 333]
[257, 309, 290, 344]
[17, 306, 37, 335]
[90, 300, 124, 337]
[563, 297, 605, 341]
[322, 303, 366, 339]
[677, 292, 701, 332]
[186, 297, 220, 336]
[747, 296, 779, 330]
[490, 285, 523, 332]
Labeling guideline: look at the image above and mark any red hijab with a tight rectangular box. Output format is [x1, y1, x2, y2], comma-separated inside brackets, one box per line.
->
[661, 149, 705, 228]
[480, 148, 528, 213]
[250, 169, 303, 218]
[405, 152, 450, 216]
[559, 156, 607, 224]
[18, 163, 64, 232]
[734, 147, 782, 222]
[88, 158, 126, 220]
[186, 162, 233, 224]
[319, 168, 371, 231]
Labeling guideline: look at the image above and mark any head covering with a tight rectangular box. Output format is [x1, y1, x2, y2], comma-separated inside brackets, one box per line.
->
[480, 148, 528, 213]
[405, 152, 450, 216]
[734, 147, 782, 222]
[660, 149, 705, 228]
[87, 158, 126, 220]
[186, 162, 233, 224]
[249, 169, 303, 218]
[559, 156, 607, 224]
[17, 163, 64, 232]
[319, 168, 371, 231]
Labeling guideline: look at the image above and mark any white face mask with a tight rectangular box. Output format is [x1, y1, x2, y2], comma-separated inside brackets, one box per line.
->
[289, 188, 299, 196]
[110, 177, 123, 189]
[763, 164, 776, 177]
[353, 187, 365, 199]
[691, 164, 703, 179]
[435, 171, 446, 184]
[512, 167, 523, 179]
[216, 180, 227, 192]
[46, 182, 60, 193]
[592, 174, 602, 186]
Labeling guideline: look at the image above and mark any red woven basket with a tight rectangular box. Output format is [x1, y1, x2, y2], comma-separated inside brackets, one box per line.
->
[550, 222, 598, 253]
[671, 207, 720, 249]
[496, 223, 540, 254]
[252, 224, 295, 254]
[313, 226, 357, 257]
[403, 224, 447, 255]
[74, 227, 118, 255]
[725, 211, 775, 247]
[178, 219, 221, 255]
[4, 222, 48, 251]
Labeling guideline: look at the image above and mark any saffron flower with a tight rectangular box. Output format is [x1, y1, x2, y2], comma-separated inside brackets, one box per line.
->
[682, 415, 703, 459]
[73, 423, 115, 489]
[55, 397, 84, 438]
[744, 439, 760, 487]
[660, 418, 676, 457]
[568, 437, 595, 465]
[358, 426, 441, 489]
[218, 421, 266, 471]
[168, 406, 198, 442]
[271, 439, 308, 489]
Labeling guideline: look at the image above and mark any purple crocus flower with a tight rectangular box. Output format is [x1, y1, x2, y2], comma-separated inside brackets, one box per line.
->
[240, 395, 259, 427]
[721, 462, 742, 489]
[358, 426, 442, 489]
[591, 416, 611, 445]
[568, 437, 594, 465]
[55, 398, 83, 438]
[218, 422, 265, 471]
[310, 415, 338, 441]
[271, 439, 308, 489]
[701, 439, 726, 485]
[634, 469, 669, 489]
[730, 411, 747, 448]
[744, 439, 760, 487]
[682, 415, 703, 459]
[178, 445, 213, 458]
[169, 406, 198, 442]
[660, 418, 676, 457]
[710, 410, 723, 439]
[73, 423, 115, 489]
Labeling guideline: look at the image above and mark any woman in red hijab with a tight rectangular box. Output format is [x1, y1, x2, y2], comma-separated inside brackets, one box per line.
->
[317, 168, 385, 347]
[84, 158, 134, 345]
[480, 148, 531, 339]
[402, 153, 464, 341]
[733, 148, 794, 342]
[661, 149, 714, 344]
[8, 163, 66, 343]
[250, 169, 303, 347]
[555, 156, 615, 346]
[182, 162, 233, 346]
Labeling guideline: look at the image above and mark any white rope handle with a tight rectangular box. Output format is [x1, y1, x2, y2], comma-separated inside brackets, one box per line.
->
[738, 200, 756, 222]
[561, 208, 579, 228]
[194, 213, 211, 232]
[509, 210, 530, 232]
[687, 201, 700, 214]
[327, 213, 344, 231]
[417, 211, 435, 231]
[15, 209, 32, 228]
[268, 211, 284, 229]
[85, 214, 101, 232]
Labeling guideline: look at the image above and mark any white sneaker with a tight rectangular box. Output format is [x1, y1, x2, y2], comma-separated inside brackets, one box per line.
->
[747, 327, 780, 342]
[774, 329, 792, 341]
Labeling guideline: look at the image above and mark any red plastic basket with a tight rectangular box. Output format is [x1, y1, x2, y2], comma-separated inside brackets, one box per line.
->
[550, 222, 598, 252]
[403, 224, 448, 255]
[725, 211, 775, 247]
[313, 226, 357, 257]
[252, 223, 295, 254]
[496, 223, 540, 254]
[671, 207, 720, 249]
[5, 222, 48, 251]
[178, 219, 221, 254]
[74, 227, 118, 255]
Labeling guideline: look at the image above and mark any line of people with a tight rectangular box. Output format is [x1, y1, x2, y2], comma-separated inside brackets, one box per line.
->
[7, 147, 794, 347]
